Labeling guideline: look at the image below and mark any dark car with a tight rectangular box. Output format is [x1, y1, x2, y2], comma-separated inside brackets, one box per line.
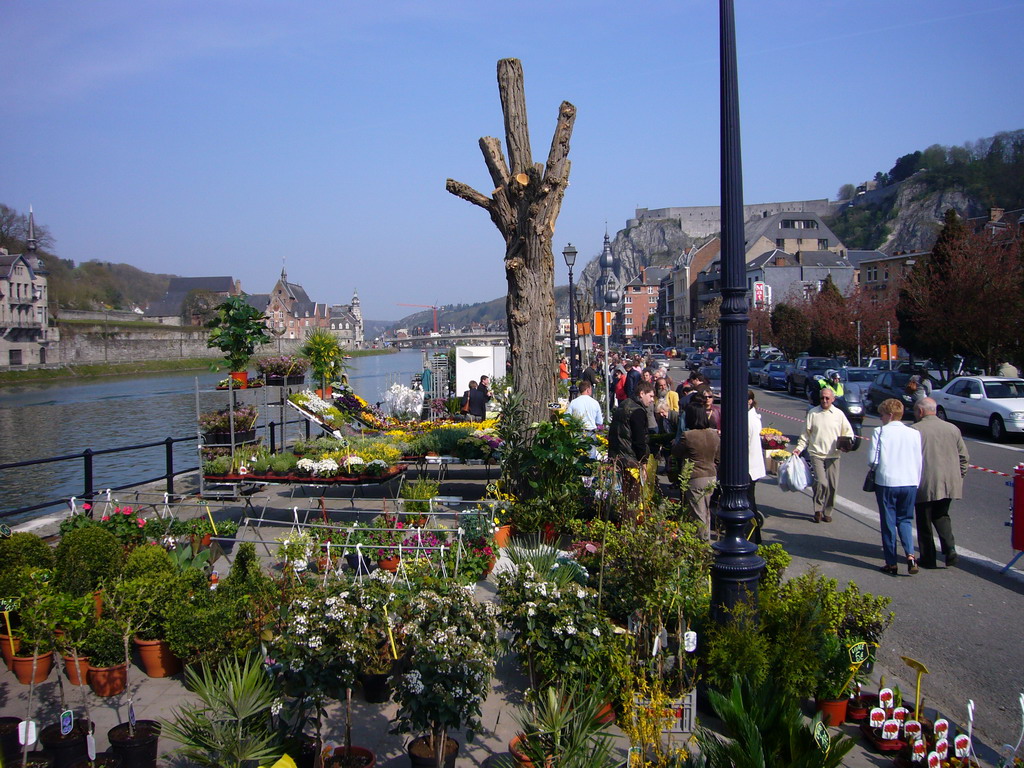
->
[758, 361, 789, 390]
[700, 366, 723, 398]
[865, 370, 914, 416]
[747, 358, 769, 384]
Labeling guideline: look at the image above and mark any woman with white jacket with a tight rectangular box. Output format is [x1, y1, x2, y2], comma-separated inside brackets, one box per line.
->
[747, 390, 768, 543]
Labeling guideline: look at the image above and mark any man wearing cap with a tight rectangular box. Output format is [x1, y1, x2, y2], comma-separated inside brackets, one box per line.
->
[792, 388, 855, 523]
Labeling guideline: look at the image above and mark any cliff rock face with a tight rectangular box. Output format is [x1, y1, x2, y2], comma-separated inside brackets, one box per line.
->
[878, 180, 983, 254]
[579, 216, 706, 296]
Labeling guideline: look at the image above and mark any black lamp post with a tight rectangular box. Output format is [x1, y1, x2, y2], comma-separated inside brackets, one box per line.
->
[563, 243, 580, 400]
[713, 0, 764, 624]
[575, 284, 586, 369]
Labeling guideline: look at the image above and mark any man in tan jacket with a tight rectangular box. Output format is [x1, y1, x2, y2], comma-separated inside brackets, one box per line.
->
[912, 398, 970, 567]
[792, 388, 854, 523]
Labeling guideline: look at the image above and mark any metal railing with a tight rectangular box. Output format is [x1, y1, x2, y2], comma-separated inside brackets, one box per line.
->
[0, 417, 311, 520]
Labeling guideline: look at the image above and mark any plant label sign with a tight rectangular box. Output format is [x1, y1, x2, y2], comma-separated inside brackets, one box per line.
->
[60, 710, 74, 736]
[869, 707, 886, 728]
[0, 597, 18, 613]
[893, 706, 909, 723]
[683, 630, 697, 653]
[0, 524, 11, 538]
[911, 736, 927, 761]
[936, 738, 949, 760]
[87, 733, 96, 761]
[934, 718, 950, 740]
[813, 720, 830, 752]
[927, 752, 940, 768]
[18, 720, 36, 746]
[905, 720, 923, 740]
[129, 701, 137, 728]
[882, 719, 901, 741]
[954, 734, 971, 758]
[848, 641, 869, 666]
[879, 687, 895, 709]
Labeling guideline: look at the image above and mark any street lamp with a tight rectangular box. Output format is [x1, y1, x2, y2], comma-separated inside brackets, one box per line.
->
[603, 287, 620, 421]
[563, 243, 580, 400]
[712, 0, 764, 624]
[851, 320, 862, 366]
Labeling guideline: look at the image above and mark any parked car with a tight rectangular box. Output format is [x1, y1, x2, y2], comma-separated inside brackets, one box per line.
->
[865, 358, 901, 371]
[934, 376, 1024, 441]
[747, 358, 769, 384]
[758, 361, 789, 390]
[787, 357, 843, 398]
[864, 370, 914, 416]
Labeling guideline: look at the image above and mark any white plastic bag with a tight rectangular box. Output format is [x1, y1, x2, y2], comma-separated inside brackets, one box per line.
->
[778, 454, 811, 492]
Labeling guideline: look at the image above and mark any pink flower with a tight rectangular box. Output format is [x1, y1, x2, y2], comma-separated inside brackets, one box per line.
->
[122, 506, 133, 516]
[82, 503, 92, 511]
[136, 518, 146, 528]
[101, 515, 110, 522]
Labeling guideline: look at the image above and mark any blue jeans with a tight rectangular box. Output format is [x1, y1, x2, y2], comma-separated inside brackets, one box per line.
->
[876, 485, 917, 566]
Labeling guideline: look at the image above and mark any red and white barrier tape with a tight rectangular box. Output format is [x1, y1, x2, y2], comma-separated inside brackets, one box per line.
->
[758, 408, 1012, 478]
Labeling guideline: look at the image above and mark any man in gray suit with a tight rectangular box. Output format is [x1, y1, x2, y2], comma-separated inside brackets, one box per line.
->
[912, 398, 970, 568]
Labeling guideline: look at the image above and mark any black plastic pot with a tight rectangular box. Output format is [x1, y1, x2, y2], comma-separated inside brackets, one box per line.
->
[39, 721, 91, 768]
[345, 553, 377, 576]
[69, 753, 122, 768]
[407, 737, 457, 768]
[359, 671, 390, 703]
[24, 751, 56, 768]
[0, 716, 22, 766]
[108, 720, 160, 768]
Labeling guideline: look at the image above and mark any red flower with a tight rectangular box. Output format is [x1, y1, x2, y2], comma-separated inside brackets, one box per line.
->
[136, 518, 146, 528]
[101, 515, 110, 522]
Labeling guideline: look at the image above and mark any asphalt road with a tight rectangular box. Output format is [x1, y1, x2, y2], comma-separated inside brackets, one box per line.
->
[665, 359, 1024, 754]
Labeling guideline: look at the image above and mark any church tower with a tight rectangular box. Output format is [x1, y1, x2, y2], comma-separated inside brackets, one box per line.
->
[594, 232, 620, 310]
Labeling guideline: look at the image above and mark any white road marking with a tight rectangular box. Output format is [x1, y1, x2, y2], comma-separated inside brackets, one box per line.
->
[832, 492, 1024, 583]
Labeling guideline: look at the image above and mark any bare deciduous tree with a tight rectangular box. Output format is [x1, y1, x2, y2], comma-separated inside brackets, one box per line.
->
[446, 59, 576, 425]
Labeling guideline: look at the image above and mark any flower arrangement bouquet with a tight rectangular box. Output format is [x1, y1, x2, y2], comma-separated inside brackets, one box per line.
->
[383, 383, 426, 421]
[760, 427, 789, 451]
[455, 428, 505, 461]
[97, 505, 149, 548]
[295, 457, 340, 478]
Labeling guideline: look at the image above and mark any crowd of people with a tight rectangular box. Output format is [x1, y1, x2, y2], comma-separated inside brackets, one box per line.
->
[572, 349, 970, 572]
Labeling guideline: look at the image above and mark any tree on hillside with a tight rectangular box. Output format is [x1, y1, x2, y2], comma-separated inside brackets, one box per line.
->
[898, 212, 1024, 372]
[446, 59, 576, 427]
[771, 302, 810, 360]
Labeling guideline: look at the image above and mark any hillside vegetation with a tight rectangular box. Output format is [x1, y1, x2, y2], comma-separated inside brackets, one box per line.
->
[827, 129, 1024, 250]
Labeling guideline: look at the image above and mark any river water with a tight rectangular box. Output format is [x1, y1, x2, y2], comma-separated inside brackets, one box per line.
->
[0, 349, 425, 519]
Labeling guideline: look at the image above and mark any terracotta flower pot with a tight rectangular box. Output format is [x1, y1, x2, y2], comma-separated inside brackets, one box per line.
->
[230, 371, 249, 389]
[494, 525, 512, 549]
[88, 663, 128, 697]
[815, 697, 848, 727]
[63, 655, 90, 686]
[378, 555, 401, 572]
[0, 634, 21, 670]
[134, 638, 182, 678]
[12, 651, 54, 684]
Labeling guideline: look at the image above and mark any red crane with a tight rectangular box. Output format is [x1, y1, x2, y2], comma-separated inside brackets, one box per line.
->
[396, 303, 440, 334]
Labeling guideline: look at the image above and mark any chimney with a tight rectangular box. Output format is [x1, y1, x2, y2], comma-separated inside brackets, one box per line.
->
[990, 207, 1005, 222]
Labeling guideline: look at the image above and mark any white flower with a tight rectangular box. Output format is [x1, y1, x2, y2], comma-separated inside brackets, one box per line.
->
[308, 635, 323, 650]
[271, 699, 284, 716]
[565, 624, 577, 635]
[592, 627, 601, 637]
[297, 458, 316, 472]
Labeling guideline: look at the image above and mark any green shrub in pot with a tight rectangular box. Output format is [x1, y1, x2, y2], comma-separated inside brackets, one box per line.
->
[54, 527, 125, 597]
[83, 618, 127, 668]
[0, 532, 55, 573]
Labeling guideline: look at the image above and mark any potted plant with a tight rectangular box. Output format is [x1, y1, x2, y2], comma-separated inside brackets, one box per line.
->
[508, 682, 616, 768]
[268, 582, 375, 768]
[199, 405, 259, 445]
[300, 328, 345, 398]
[162, 652, 281, 768]
[255, 355, 309, 386]
[54, 526, 126, 598]
[392, 587, 499, 768]
[84, 617, 128, 696]
[399, 476, 440, 526]
[9, 569, 57, 684]
[51, 591, 96, 686]
[206, 295, 272, 387]
[109, 571, 184, 678]
[814, 634, 853, 726]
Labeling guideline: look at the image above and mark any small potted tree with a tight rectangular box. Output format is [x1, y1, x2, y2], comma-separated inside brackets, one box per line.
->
[206, 295, 272, 388]
[84, 617, 128, 696]
[300, 328, 344, 398]
[392, 587, 499, 767]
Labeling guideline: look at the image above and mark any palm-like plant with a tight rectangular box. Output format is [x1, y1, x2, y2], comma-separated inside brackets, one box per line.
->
[300, 328, 346, 393]
[161, 653, 281, 768]
[206, 296, 271, 373]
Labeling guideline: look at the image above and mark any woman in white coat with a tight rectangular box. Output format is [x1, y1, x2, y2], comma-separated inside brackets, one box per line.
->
[747, 390, 768, 543]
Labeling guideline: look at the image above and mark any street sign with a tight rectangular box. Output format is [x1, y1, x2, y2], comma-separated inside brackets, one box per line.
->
[753, 281, 772, 309]
[593, 311, 612, 337]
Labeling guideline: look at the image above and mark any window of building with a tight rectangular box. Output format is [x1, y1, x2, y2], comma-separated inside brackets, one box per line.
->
[647, 286, 654, 294]
[865, 266, 877, 282]
[624, 296, 632, 304]
[818, 239, 829, 250]
[776, 238, 785, 249]
[884, 268, 889, 280]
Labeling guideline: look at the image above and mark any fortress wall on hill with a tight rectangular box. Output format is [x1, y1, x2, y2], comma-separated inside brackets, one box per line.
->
[633, 199, 836, 237]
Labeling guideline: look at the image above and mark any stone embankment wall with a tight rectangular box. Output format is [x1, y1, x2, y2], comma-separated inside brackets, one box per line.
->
[56, 324, 302, 365]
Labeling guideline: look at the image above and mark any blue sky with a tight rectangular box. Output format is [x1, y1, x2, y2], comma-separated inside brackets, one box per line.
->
[2, 1, 1022, 321]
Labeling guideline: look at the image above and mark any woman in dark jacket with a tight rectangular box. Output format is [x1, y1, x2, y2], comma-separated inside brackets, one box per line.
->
[462, 380, 488, 422]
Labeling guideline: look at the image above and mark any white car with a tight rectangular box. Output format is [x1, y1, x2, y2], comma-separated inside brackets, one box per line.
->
[933, 376, 1024, 440]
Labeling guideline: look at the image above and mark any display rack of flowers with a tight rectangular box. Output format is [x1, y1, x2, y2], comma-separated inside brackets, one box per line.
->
[217, 375, 264, 389]
[453, 427, 504, 461]
[392, 586, 500, 767]
[289, 389, 346, 431]
[199, 404, 259, 445]
[760, 426, 789, 451]
[255, 355, 309, 386]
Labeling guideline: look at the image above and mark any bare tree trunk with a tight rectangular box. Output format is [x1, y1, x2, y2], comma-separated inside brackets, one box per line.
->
[447, 58, 576, 426]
